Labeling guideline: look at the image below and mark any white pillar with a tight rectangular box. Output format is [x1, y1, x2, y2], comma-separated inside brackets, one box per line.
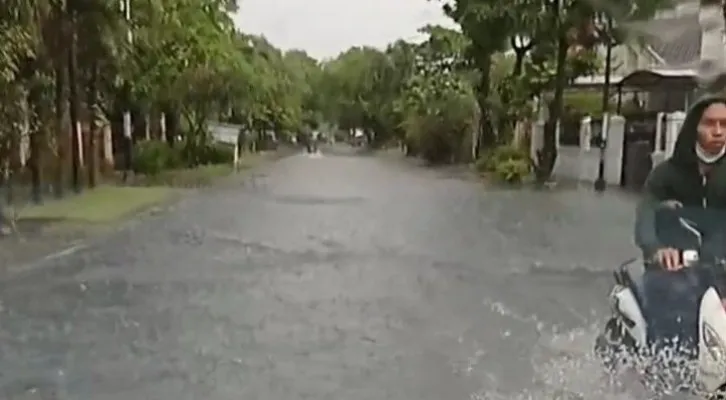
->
[606, 115, 626, 185]
[665, 111, 686, 158]
[652, 111, 667, 166]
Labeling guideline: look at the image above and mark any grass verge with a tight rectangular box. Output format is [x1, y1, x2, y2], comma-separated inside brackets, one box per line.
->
[130, 152, 275, 188]
[8, 150, 285, 233]
[18, 185, 174, 224]
[133, 164, 234, 188]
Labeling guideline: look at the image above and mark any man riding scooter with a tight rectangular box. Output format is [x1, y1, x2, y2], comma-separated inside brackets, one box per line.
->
[594, 98, 726, 395]
[635, 96, 726, 271]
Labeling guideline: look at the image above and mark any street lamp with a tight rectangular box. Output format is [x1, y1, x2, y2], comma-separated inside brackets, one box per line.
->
[594, 14, 613, 192]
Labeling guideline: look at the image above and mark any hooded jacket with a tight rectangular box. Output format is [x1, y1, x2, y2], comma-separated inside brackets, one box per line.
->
[635, 96, 726, 256]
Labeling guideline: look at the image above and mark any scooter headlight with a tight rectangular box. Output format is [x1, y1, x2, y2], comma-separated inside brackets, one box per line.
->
[703, 323, 726, 363]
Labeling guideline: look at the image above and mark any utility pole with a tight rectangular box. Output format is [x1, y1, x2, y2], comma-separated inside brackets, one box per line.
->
[594, 15, 613, 193]
[121, 0, 133, 181]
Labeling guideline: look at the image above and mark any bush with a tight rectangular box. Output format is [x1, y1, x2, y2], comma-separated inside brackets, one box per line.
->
[403, 107, 473, 165]
[477, 145, 526, 172]
[180, 142, 235, 167]
[474, 156, 489, 174]
[476, 145, 532, 184]
[133, 140, 182, 176]
[493, 158, 531, 184]
[133, 139, 236, 178]
[199, 143, 235, 165]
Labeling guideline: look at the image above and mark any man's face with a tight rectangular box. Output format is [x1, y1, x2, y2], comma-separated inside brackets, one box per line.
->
[698, 102, 726, 155]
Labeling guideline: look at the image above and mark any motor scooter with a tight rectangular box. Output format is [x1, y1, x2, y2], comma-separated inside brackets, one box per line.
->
[595, 207, 726, 398]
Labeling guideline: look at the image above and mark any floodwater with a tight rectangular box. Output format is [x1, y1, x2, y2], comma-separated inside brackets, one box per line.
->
[0, 146, 644, 399]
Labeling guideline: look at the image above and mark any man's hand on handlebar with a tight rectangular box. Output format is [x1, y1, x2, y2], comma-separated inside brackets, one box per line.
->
[661, 200, 683, 209]
[655, 248, 683, 271]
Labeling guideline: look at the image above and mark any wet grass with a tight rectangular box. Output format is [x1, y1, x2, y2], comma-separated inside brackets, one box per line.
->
[132, 164, 235, 188]
[127, 152, 273, 188]
[8, 151, 284, 225]
[17, 186, 174, 223]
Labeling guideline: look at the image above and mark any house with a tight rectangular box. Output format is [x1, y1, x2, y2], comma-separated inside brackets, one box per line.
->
[608, 0, 700, 73]
[550, 0, 707, 187]
[579, 0, 703, 111]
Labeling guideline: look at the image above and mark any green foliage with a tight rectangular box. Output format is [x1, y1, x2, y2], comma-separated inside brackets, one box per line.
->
[0, 0, 330, 202]
[477, 145, 527, 171]
[132, 140, 182, 176]
[182, 142, 234, 166]
[400, 71, 476, 164]
[134, 164, 234, 188]
[133, 139, 235, 176]
[494, 158, 532, 184]
[476, 145, 531, 184]
[0, 0, 677, 200]
[319, 25, 477, 162]
[201, 143, 235, 165]
[436, 0, 672, 182]
[564, 91, 601, 115]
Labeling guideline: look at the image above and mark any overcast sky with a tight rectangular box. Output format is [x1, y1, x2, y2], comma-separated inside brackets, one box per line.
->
[232, 0, 456, 60]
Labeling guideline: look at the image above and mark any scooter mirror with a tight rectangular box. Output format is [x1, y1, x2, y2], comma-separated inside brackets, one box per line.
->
[679, 217, 702, 247]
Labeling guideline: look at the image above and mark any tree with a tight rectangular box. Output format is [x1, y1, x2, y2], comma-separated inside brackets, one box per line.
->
[435, 0, 673, 182]
[440, 0, 517, 153]
[399, 31, 478, 163]
[0, 0, 326, 212]
[316, 26, 478, 162]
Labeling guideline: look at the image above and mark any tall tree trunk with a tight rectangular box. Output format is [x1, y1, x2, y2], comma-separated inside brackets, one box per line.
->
[144, 113, 151, 140]
[159, 112, 167, 142]
[513, 52, 525, 77]
[535, 34, 567, 183]
[162, 104, 180, 147]
[5, 115, 20, 206]
[87, 61, 99, 188]
[535, 0, 567, 183]
[510, 36, 535, 78]
[67, 12, 81, 193]
[28, 84, 44, 204]
[54, 59, 67, 198]
[475, 52, 495, 156]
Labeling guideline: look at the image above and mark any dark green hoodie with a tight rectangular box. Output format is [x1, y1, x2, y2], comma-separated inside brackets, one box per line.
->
[635, 96, 726, 256]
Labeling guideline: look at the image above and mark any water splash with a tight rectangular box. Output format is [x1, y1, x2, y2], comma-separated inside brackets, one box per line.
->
[475, 299, 643, 400]
[529, 326, 640, 400]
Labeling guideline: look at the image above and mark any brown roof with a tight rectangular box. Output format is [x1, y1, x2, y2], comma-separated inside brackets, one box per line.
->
[635, 14, 701, 66]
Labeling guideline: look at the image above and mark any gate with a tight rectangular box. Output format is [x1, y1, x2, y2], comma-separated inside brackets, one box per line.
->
[620, 113, 662, 190]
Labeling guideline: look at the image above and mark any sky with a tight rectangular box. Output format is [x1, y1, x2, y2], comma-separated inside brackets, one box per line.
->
[232, 0, 457, 60]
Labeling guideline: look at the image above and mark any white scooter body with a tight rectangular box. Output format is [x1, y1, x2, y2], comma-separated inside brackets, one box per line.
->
[697, 286, 726, 392]
[607, 260, 726, 395]
[610, 280, 726, 393]
[604, 218, 726, 395]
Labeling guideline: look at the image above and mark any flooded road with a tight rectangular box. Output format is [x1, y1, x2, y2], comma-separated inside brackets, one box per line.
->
[0, 148, 639, 399]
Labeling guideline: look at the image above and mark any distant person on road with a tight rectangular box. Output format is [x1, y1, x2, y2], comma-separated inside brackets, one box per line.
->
[311, 130, 320, 153]
[298, 131, 312, 153]
[635, 96, 726, 270]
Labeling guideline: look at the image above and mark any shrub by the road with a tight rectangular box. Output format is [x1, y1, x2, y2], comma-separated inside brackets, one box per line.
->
[133, 140, 182, 176]
[476, 145, 531, 184]
[197, 143, 235, 165]
[133, 140, 234, 176]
